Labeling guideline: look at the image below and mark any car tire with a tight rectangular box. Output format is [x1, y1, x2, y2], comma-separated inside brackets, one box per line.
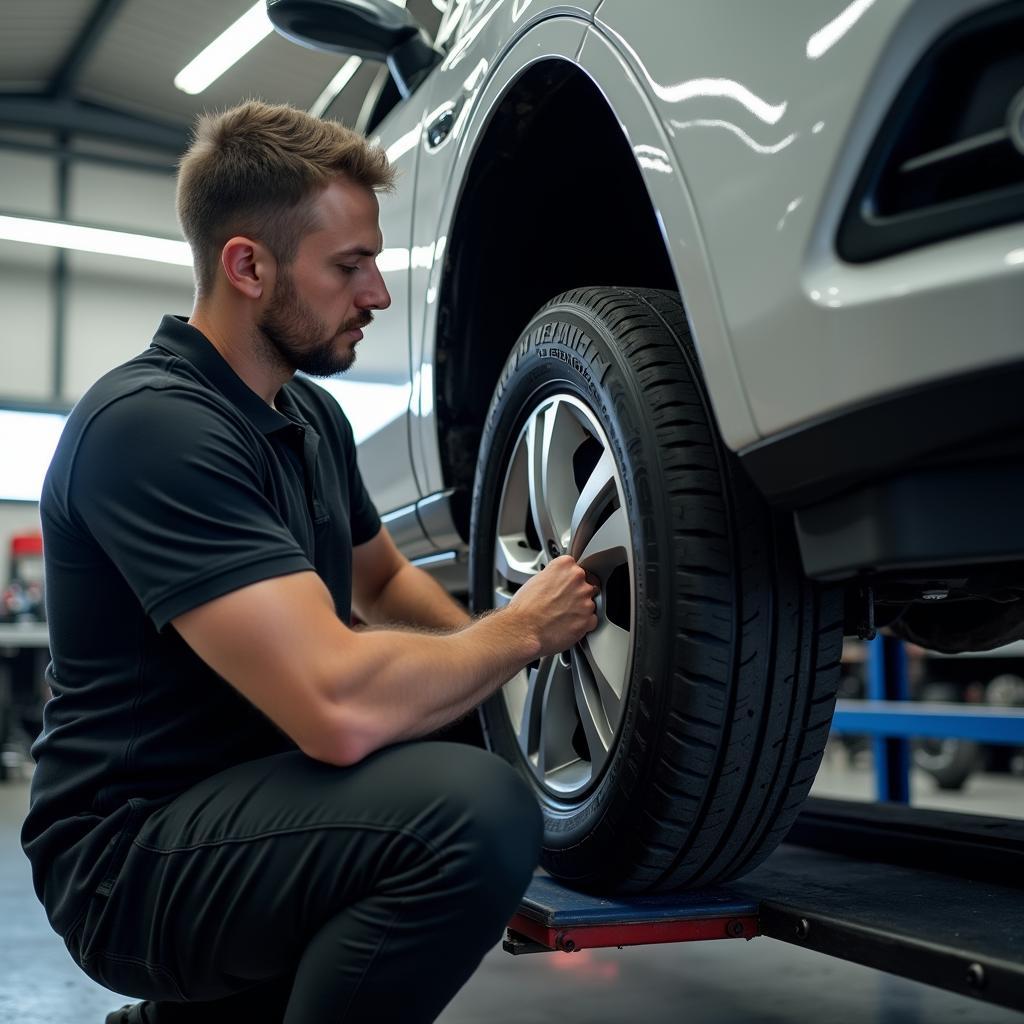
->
[914, 737, 979, 790]
[469, 286, 843, 891]
[913, 682, 978, 790]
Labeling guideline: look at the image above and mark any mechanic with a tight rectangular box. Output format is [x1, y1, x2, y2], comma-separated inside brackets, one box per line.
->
[21, 100, 599, 1024]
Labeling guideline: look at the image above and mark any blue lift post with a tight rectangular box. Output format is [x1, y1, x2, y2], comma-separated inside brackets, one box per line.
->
[831, 635, 1024, 795]
[866, 634, 911, 802]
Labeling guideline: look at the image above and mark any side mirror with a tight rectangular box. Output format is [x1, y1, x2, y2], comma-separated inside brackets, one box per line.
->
[267, 0, 441, 100]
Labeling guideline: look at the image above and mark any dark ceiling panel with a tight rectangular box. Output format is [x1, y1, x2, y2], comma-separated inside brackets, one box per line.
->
[1, 0, 447, 154]
[0, 0, 97, 92]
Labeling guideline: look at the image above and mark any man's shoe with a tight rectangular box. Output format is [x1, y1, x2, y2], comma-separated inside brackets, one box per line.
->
[105, 1003, 160, 1023]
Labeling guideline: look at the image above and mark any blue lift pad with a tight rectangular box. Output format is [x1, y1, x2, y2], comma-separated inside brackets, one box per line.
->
[506, 877, 760, 954]
[518, 876, 757, 928]
[507, 845, 1024, 1013]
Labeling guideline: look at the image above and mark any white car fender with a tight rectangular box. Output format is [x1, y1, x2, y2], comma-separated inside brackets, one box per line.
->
[594, 0, 1024, 442]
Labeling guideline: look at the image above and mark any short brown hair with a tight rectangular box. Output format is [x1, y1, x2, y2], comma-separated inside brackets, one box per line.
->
[176, 100, 395, 295]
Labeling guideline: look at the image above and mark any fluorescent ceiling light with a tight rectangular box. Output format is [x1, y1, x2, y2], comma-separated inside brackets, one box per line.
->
[0, 215, 192, 266]
[174, 2, 273, 95]
[308, 56, 363, 118]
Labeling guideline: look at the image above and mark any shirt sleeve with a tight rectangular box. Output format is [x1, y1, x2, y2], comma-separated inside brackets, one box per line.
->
[68, 387, 314, 631]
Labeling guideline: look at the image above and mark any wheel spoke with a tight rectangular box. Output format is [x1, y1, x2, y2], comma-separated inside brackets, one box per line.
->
[570, 648, 613, 776]
[581, 615, 631, 704]
[576, 506, 630, 579]
[502, 667, 532, 754]
[513, 658, 551, 763]
[537, 657, 578, 776]
[569, 448, 617, 558]
[495, 533, 541, 586]
[527, 401, 586, 551]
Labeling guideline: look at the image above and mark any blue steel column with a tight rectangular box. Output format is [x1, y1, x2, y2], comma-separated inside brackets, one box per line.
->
[866, 635, 911, 802]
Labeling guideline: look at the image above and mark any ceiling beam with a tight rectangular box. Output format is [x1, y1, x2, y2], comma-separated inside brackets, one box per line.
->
[0, 137, 176, 175]
[49, 0, 129, 98]
[0, 96, 188, 154]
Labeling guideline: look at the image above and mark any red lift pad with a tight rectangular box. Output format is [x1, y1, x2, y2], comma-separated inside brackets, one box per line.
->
[505, 876, 759, 954]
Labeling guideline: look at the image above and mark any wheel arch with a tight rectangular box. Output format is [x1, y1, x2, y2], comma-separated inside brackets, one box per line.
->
[431, 56, 677, 539]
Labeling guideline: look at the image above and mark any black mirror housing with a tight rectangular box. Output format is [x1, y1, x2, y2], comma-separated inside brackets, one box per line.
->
[267, 0, 441, 100]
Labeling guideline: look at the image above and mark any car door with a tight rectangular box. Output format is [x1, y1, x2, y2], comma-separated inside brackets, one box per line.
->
[315, 71, 426, 518]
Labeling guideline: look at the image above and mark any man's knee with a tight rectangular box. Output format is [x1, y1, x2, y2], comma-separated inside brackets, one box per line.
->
[459, 748, 542, 877]
[411, 743, 542, 902]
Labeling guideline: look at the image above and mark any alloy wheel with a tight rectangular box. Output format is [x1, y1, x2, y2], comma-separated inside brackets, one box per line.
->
[492, 393, 635, 799]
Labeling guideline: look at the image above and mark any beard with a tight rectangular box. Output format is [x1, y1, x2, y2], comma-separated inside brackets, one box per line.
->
[256, 269, 370, 378]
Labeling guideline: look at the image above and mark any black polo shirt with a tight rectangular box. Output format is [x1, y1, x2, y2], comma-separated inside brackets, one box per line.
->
[22, 314, 381, 939]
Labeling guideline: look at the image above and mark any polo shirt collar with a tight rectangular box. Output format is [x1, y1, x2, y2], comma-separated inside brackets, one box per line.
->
[152, 314, 297, 436]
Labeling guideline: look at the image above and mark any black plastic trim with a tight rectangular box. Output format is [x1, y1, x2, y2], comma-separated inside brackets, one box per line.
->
[738, 847, 1024, 1013]
[793, 461, 1024, 580]
[788, 797, 1024, 887]
[738, 357, 1024, 508]
[838, 1, 1024, 263]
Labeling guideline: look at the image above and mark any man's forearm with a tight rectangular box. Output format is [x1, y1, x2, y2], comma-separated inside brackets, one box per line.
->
[361, 562, 471, 630]
[321, 607, 538, 763]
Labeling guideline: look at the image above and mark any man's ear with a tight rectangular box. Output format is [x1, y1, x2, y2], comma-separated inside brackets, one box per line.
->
[220, 236, 275, 300]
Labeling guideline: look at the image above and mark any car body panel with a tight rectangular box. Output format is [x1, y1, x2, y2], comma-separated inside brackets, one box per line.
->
[353, 0, 1023, 552]
[575, 22, 758, 451]
[335, 94, 424, 514]
[593, 0, 1024, 444]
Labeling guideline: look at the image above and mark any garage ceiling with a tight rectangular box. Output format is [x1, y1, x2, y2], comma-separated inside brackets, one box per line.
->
[0, 0, 445, 156]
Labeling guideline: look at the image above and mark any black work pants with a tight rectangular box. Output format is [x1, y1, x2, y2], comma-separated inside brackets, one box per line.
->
[64, 742, 543, 1023]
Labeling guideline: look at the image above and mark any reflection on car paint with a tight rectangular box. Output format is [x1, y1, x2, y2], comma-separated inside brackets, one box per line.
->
[313, 379, 413, 446]
[385, 126, 420, 163]
[806, 0, 879, 60]
[597, 28, 789, 125]
[463, 57, 488, 92]
[669, 118, 797, 156]
[633, 144, 672, 175]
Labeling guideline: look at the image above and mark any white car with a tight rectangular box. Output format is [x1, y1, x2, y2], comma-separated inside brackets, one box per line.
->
[269, 0, 1024, 891]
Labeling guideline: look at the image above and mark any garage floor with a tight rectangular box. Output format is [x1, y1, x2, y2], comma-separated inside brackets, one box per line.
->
[3, 752, 1021, 1024]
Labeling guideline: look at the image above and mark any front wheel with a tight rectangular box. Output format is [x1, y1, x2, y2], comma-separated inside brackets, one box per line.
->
[470, 287, 843, 892]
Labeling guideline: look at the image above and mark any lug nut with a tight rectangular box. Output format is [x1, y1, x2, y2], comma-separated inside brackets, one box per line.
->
[966, 963, 986, 990]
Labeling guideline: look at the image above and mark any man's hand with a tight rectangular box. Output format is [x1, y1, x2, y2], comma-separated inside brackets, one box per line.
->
[506, 555, 599, 657]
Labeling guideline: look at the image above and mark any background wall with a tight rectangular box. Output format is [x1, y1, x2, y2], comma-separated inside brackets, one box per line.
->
[0, 130, 194, 587]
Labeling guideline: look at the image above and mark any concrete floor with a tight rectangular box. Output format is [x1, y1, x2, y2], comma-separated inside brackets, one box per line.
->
[2, 758, 1022, 1024]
